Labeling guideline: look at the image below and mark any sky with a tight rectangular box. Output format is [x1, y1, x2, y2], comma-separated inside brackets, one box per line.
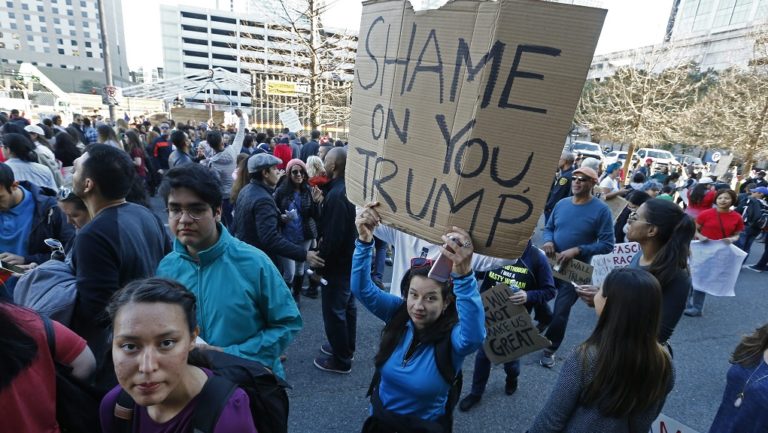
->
[122, 0, 673, 71]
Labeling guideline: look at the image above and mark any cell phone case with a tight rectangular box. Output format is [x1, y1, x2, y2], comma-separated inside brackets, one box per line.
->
[428, 253, 453, 283]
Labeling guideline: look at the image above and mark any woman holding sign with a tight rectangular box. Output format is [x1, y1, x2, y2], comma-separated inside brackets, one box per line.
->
[685, 188, 743, 317]
[352, 203, 485, 433]
[529, 268, 674, 433]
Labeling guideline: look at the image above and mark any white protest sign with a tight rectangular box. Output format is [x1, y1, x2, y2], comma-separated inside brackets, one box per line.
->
[590, 242, 640, 286]
[689, 240, 747, 297]
[649, 413, 699, 433]
[278, 108, 303, 132]
[345, 0, 606, 259]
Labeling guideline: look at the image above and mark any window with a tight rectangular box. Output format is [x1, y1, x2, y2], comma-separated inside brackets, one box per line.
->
[38, 15, 45, 22]
[42, 36, 48, 43]
[84, 31, 90, 38]
[6, 1, 12, 7]
[182, 37, 207, 45]
[25, 24, 32, 31]
[54, 17, 60, 24]
[66, 0, 72, 4]
[10, 23, 17, 29]
[57, 38, 63, 44]
[181, 11, 207, 20]
[21, 3, 27, 9]
[72, 49, 79, 56]
[8, 11, 14, 18]
[210, 15, 236, 24]
[67, 9, 73, 15]
[71, 39, 77, 45]
[211, 28, 235, 36]
[23, 13, 30, 20]
[80, 1, 86, 7]
[81, 11, 87, 18]
[85, 41, 91, 47]
[26, 35, 33, 41]
[58, 48, 64, 54]
[86, 51, 92, 57]
[70, 30, 76, 36]
[36, 5, 43, 11]
[182, 25, 207, 33]
[54, 28, 60, 34]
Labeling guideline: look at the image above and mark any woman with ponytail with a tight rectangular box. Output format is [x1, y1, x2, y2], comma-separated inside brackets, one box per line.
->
[578, 198, 695, 348]
[625, 198, 696, 344]
[1, 132, 58, 190]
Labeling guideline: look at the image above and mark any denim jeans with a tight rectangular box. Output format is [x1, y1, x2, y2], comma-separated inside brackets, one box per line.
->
[372, 236, 388, 281]
[736, 227, 761, 259]
[543, 279, 579, 353]
[687, 288, 706, 312]
[321, 273, 357, 368]
[469, 348, 521, 396]
[754, 240, 768, 269]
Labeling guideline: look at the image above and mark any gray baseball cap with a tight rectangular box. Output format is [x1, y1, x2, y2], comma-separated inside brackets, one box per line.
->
[248, 153, 282, 173]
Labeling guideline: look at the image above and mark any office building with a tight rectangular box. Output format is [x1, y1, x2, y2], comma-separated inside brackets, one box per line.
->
[0, 0, 129, 92]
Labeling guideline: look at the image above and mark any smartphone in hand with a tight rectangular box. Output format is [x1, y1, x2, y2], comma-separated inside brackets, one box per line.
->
[1, 260, 27, 275]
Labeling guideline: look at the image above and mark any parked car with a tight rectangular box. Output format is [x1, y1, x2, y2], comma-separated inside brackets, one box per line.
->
[635, 148, 681, 173]
[604, 151, 640, 167]
[674, 154, 706, 173]
[569, 141, 603, 161]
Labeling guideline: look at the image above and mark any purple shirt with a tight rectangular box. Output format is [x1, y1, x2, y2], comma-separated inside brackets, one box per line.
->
[99, 369, 257, 433]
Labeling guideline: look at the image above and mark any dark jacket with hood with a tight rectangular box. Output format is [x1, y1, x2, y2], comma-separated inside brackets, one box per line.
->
[19, 181, 75, 264]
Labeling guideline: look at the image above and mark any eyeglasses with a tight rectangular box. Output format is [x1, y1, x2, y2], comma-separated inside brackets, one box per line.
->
[290, 170, 304, 176]
[167, 206, 210, 221]
[627, 211, 653, 225]
[410, 257, 434, 270]
[572, 176, 591, 183]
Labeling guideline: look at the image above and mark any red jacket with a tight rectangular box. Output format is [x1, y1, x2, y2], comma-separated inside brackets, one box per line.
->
[273, 144, 292, 170]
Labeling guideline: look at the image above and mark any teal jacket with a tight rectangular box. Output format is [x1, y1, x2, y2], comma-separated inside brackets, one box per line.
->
[157, 224, 302, 378]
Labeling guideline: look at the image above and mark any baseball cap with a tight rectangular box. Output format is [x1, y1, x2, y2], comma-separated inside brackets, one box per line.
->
[698, 178, 713, 184]
[750, 186, 768, 195]
[24, 124, 44, 136]
[247, 153, 282, 173]
[572, 167, 598, 182]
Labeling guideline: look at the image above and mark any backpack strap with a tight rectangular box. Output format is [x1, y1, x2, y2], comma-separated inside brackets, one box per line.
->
[40, 314, 56, 356]
[112, 375, 237, 433]
[190, 375, 238, 433]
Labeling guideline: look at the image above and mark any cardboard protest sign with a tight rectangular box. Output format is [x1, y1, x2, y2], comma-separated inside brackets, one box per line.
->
[546, 256, 593, 285]
[604, 196, 628, 222]
[481, 284, 550, 364]
[590, 242, 639, 286]
[711, 154, 734, 179]
[649, 414, 699, 433]
[345, 0, 606, 259]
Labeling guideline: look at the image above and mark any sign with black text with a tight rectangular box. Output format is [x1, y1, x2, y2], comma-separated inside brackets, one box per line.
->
[481, 284, 550, 364]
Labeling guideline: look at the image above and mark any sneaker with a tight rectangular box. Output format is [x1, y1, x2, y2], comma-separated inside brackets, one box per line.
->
[504, 377, 518, 395]
[746, 265, 766, 273]
[313, 355, 351, 374]
[539, 351, 555, 368]
[458, 394, 481, 412]
[683, 308, 702, 317]
[320, 343, 354, 361]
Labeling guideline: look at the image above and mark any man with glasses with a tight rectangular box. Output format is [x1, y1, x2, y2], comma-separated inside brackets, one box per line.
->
[232, 153, 323, 269]
[539, 166, 614, 368]
[157, 163, 301, 379]
[69, 145, 171, 358]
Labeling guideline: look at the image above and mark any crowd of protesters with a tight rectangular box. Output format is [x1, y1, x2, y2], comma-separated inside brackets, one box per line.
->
[0, 108, 766, 433]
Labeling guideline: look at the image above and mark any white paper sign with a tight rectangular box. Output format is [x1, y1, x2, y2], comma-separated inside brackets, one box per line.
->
[649, 413, 699, 433]
[689, 240, 747, 297]
[590, 242, 640, 286]
[278, 108, 303, 132]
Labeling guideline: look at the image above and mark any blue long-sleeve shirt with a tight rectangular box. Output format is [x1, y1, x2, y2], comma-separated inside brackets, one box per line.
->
[542, 197, 615, 263]
[350, 239, 485, 421]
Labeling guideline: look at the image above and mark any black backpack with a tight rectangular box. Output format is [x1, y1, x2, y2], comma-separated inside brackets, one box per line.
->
[363, 336, 462, 433]
[112, 349, 290, 433]
[41, 315, 103, 433]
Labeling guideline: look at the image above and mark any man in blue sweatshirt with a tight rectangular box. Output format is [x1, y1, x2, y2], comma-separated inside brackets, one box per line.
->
[539, 166, 614, 368]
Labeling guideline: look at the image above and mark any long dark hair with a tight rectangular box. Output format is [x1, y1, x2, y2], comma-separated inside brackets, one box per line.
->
[373, 265, 458, 369]
[689, 183, 709, 205]
[0, 301, 39, 390]
[2, 133, 39, 162]
[123, 129, 143, 155]
[277, 164, 309, 198]
[643, 199, 695, 289]
[731, 323, 768, 368]
[579, 268, 672, 418]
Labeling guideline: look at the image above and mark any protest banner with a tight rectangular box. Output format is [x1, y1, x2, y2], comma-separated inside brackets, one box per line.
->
[590, 242, 640, 286]
[649, 413, 699, 433]
[710, 154, 734, 179]
[481, 284, 550, 364]
[545, 256, 593, 285]
[604, 196, 628, 222]
[279, 108, 303, 132]
[345, 0, 606, 258]
[690, 240, 746, 297]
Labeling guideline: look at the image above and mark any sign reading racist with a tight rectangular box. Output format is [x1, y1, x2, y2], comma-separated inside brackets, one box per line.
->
[590, 242, 640, 286]
[481, 284, 551, 364]
[345, 0, 606, 258]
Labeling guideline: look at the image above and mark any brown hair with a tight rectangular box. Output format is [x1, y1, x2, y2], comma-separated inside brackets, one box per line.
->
[715, 188, 737, 205]
[731, 324, 768, 368]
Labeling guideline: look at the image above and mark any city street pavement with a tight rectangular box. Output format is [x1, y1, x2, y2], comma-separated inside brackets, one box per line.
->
[149, 197, 767, 432]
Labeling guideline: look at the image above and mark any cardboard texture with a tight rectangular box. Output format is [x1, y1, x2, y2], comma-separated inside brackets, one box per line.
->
[481, 284, 550, 364]
[711, 154, 734, 179]
[604, 196, 628, 222]
[346, 0, 606, 258]
[546, 255, 593, 285]
[279, 108, 303, 132]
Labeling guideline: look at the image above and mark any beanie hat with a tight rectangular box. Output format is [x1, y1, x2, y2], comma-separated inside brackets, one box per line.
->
[286, 158, 307, 174]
